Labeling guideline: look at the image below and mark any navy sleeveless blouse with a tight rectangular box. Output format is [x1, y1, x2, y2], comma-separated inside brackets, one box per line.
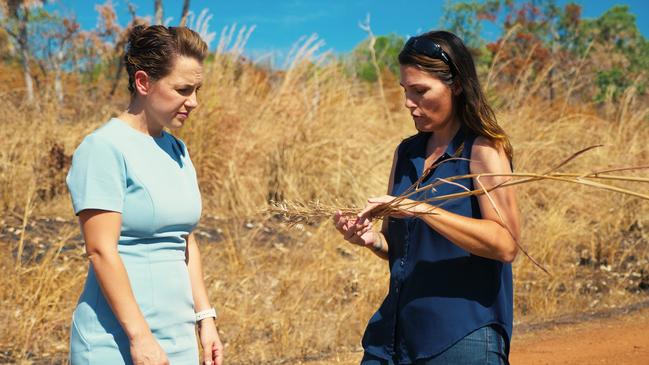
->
[362, 129, 513, 363]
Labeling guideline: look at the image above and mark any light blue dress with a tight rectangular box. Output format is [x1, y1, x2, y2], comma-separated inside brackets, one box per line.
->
[67, 118, 201, 364]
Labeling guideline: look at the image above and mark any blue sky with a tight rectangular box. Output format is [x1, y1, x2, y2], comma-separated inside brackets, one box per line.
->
[46, 0, 649, 67]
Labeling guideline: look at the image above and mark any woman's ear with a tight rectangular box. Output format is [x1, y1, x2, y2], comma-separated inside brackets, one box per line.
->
[451, 81, 463, 96]
[134, 70, 150, 96]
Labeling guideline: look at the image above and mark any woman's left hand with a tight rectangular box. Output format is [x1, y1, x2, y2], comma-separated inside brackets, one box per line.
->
[358, 195, 425, 221]
[198, 319, 224, 365]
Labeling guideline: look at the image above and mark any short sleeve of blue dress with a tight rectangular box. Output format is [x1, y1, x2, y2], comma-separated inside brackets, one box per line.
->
[67, 134, 126, 214]
[67, 119, 202, 365]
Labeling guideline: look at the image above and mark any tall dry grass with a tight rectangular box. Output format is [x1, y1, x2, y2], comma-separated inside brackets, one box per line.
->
[0, 32, 648, 364]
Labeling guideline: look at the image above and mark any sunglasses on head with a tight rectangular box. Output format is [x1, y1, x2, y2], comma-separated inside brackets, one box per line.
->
[404, 36, 457, 76]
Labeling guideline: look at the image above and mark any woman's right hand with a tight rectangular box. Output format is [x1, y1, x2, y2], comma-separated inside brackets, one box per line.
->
[130, 332, 169, 365]
[333, 210, 377, 249]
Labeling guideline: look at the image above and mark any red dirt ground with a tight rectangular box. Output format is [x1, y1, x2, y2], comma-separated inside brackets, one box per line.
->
[302, 304, 649, 365]
[510, 306, 649, 364]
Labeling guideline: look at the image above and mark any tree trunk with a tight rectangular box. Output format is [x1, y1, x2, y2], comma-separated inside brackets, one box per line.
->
[549, 67, 555, 103]
[54, 49, 64, 104]
[20, 45, 34, 103]
[179, 0, 190, 27]
[17, 6, 34, 103]
[154, 0, 163, 25]
[109, 57, 124, 97]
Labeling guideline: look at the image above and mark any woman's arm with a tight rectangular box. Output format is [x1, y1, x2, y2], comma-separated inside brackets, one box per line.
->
[186, 232, 212, 313]
[369, 230, 390, 260]
[186, 233, 224, 365]
[360, 137, 520, 263]
[79, 209, 168, 364]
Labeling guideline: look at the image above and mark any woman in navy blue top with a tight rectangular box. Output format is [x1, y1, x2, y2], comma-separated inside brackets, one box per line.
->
[334, 31, 520, 364]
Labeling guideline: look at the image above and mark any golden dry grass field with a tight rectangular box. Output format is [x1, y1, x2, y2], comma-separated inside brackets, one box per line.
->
[0, 43, 648, 364]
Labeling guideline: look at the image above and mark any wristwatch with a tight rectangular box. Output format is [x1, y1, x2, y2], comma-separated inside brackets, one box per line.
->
[195, 308, 218, 322]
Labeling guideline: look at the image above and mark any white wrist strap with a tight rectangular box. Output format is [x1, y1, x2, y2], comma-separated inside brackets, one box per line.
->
[195, 308, 217, 322]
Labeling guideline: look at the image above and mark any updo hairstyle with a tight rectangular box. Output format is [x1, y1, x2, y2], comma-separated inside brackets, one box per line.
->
[125, 25, 208, 95]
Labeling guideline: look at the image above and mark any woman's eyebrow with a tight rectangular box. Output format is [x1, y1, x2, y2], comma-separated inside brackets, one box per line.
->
[400, 82, 428, 88]
[177, 82, 202, 88]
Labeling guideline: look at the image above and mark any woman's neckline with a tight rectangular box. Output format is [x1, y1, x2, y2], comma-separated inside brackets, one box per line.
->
[111, 117, 167, 141]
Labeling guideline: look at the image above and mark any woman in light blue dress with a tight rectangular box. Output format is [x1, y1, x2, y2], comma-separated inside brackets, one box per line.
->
[67, 25, 223, 365]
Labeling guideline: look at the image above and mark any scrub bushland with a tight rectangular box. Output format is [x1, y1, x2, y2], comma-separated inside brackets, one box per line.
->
[0, 39, 648, 364]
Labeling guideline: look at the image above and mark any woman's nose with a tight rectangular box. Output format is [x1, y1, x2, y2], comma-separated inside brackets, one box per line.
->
[186, 91, 198, 108]
[404, 95, 417, 109]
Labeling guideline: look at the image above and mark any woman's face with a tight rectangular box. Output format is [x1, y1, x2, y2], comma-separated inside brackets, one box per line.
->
[144, 55, 204, 130]
[399, 65, 457, 132]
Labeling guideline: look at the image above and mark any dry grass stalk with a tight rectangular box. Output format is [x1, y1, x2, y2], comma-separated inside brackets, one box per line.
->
[268, 147, 649, 223]
[267, 200, 357, 226]
[267, 146, 648, 275]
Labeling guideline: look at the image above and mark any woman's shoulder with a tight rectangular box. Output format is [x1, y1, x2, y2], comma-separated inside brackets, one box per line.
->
[395, 132, 428, 155]
[400, 132, 426, 146]
[471, 136, 504, 157]
[470, 135, 511, 173]
[75, 120, 126, 156]
[87, 118, 125, 139]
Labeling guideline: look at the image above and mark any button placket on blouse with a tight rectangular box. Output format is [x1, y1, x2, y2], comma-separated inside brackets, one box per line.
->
[390, 219, 412, 360]
[398, 225, 410, 277]
[388, 218, 410, 356]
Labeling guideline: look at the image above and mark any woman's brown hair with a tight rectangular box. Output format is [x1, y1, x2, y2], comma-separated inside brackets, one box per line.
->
[398, 30, 513, 161]
[125, 25, 208, 95]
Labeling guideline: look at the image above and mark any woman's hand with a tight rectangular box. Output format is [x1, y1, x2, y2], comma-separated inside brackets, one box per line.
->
[357, 195, 426, 221]
[130, 331, 169, 365]
[333, 210, 376, 249]
[198, 319, 224, 365]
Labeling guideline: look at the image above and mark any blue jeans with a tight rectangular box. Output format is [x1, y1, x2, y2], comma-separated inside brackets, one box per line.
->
[361, 325, 508, 365]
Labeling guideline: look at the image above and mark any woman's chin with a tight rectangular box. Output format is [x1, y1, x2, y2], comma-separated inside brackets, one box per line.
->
[413, 120, 434, 132]
[168, 118, 185, 129]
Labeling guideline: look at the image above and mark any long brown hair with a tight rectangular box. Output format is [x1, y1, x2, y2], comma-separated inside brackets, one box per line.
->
[398, 30, 513, 161]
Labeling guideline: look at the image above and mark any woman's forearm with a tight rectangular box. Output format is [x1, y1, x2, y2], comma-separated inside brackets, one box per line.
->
[80, 210, 151, 342]
[88, 249, 151, 340]
[186, 233, 212, 312]
[417, 205, 517, 262]
[368, 231, 389, 260]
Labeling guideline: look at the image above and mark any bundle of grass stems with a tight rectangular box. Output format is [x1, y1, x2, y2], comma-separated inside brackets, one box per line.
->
[268, 145, 649, 274]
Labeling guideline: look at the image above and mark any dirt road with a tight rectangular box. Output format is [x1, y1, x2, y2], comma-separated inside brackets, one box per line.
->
[301, 304, 649, 365]
[510, 305, 649, 364]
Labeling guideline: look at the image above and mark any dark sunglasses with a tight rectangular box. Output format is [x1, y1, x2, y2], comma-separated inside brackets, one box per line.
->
[404, 36, 457, 76]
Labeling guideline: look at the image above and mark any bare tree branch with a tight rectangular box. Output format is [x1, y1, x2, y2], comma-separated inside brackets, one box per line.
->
[110, 2, 138, 97]
[358, 13, 393, 124]
[154, 0, 163, 25]
[179, 0, 190, 27]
